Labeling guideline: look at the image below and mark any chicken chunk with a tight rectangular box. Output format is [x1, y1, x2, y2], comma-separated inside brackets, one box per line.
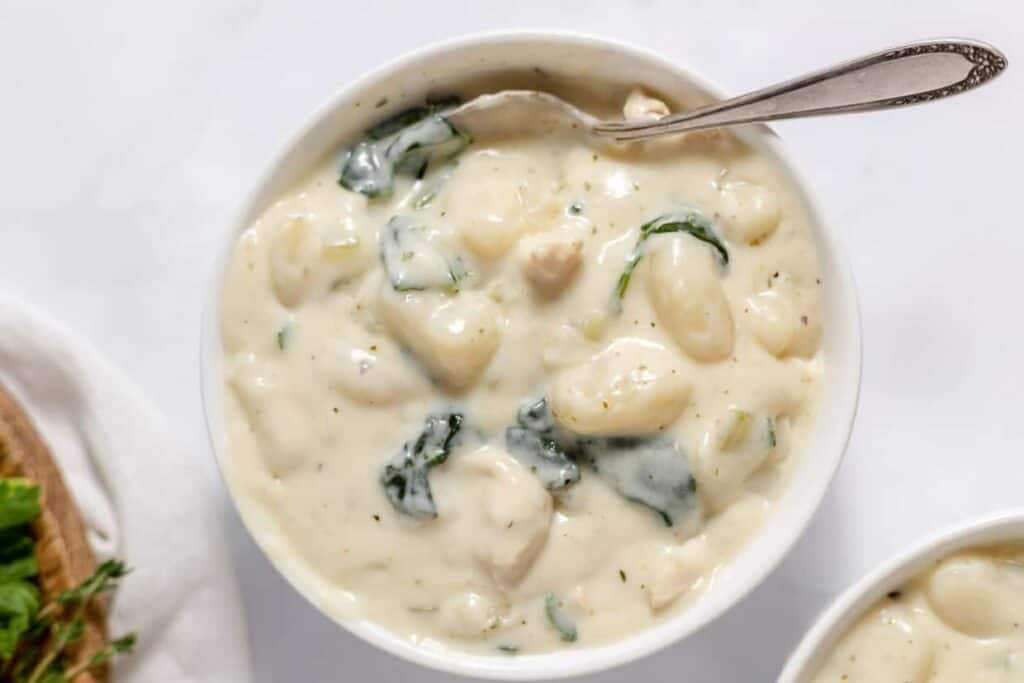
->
[623, 88, 671, 122]
[437, 446, 554, 587]
[519, 228, 584, 296]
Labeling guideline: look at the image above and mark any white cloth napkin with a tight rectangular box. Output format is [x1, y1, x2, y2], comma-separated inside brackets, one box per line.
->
[0, 296, 253, 682]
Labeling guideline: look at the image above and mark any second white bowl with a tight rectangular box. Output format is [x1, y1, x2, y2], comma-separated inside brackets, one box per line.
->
[780, 510, 1024, 682]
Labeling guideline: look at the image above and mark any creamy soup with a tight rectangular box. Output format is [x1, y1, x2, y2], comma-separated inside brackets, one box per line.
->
[220, 86, 824, 654]
[809, 545, 1024, 682]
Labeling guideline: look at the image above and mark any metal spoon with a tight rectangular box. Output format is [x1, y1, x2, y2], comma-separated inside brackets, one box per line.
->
[447, 38, 1007, 142]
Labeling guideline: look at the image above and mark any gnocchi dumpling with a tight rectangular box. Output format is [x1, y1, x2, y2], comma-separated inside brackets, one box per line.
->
[377, 287, 502, 391]
[266, 189, 372, 307]
[269, 216, 321, 307]
[442, 149, 559, 260]
[228, 354, 314, 477]
[814, 606, 933, 683]
[744, 290, 798, 357]
[647, 236, 734, 362]
[924, 553, 1024, 639]
[718, 180, 780, 244]
[550, 338, 690, 436]
[644, 538, 715, 609]
[438, 591, 501, 640]
[744, 282, 821, 358]
[644, 495, 765, 609]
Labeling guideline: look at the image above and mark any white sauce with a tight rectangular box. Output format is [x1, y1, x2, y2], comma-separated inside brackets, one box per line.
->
[810, 545, 1024, 683]
[220, 87, 824, 654]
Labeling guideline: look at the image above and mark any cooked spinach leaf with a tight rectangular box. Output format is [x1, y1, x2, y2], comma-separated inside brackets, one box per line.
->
[380, 215, 467, 293]
[544, 593, 577, 643]
[504, 398, 580, 490]
[366, 106, 433, 141]
[613, 209, 728, 305]
[365, 97, 461, 140]
[340, 99, 468, 199]
[578, 437, 697, 526]
[515, 396, 555, 432]
[381, 412, 464, 519]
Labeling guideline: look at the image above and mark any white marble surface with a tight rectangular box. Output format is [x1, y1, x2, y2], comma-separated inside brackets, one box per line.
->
[1, 1, 1021, 681]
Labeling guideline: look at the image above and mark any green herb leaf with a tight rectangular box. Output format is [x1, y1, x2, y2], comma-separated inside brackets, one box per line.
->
[276, 324, 290, 351]
[86, 633, 136, 668]
[56, 559, 128, 606]
[0, 530, 38, 584]
[0, 480, 40, 531]
[613, 210, 728, 306]
[54, 618, 84, 647]
[544, 593, 577, 643]
[381, 413, 463, 518]
[0, 580, 39, 660]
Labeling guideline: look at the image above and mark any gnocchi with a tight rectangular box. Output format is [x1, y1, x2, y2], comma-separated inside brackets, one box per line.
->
[647, 235, 735, 362]
[549, 338, 690, 436]
[719, 179, 781, 245]
[265, 188, 372, 307]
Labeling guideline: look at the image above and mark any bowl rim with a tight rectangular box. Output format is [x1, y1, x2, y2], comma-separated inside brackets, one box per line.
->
[200, 28, 863, 680]
[779, 509, 1024, 682]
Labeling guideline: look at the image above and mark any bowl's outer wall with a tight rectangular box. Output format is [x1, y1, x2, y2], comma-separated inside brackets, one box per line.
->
[780, 511, 1024, 682]
[201, 31, 863, 680]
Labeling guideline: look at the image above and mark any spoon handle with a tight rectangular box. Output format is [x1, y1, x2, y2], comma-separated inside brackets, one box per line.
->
[593, 39, 1007, 141]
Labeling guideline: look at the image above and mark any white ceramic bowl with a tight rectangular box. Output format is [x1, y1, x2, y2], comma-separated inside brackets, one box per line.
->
[201, 31, 862, 679]
[780, 510, 1024, 682]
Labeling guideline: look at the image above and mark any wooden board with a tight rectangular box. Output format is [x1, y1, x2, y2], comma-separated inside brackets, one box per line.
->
[0, 383, 107, 682]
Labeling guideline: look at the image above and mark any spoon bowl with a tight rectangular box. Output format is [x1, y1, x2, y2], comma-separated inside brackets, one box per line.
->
[449, 38, 1007, 143]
